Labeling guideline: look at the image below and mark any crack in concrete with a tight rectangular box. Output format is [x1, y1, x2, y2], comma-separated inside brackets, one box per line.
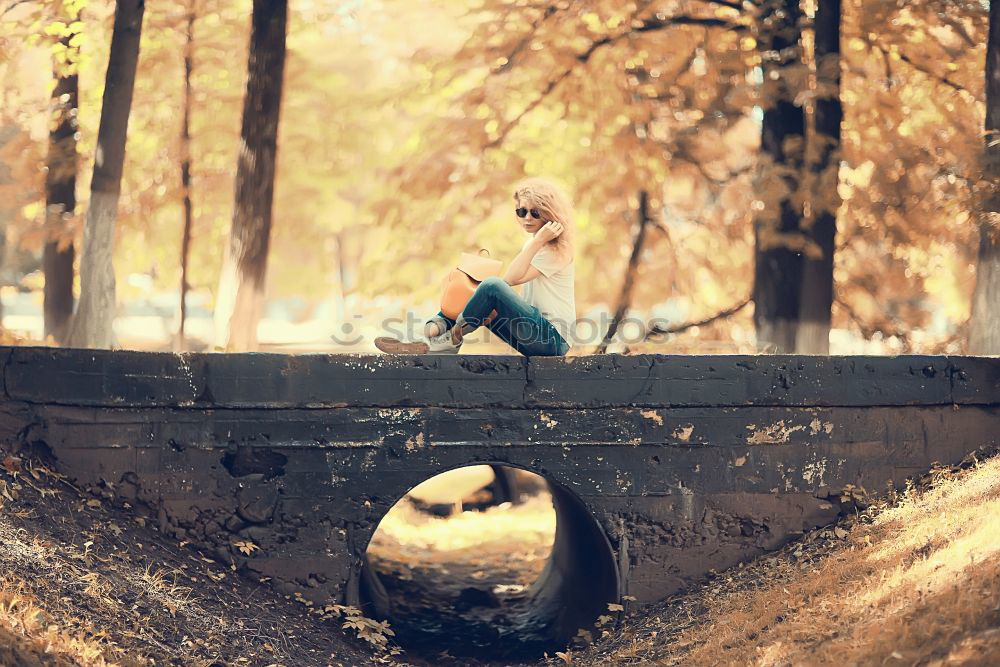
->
[1, 347, 13, 401]
[522, 356, 533, 406]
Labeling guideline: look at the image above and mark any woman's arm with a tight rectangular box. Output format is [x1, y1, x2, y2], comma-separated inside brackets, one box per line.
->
[503, 221, 564, 285]
[503, 237, 545, 286]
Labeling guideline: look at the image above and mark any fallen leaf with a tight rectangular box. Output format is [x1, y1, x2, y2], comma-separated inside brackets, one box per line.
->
[3, 456, 21, 474]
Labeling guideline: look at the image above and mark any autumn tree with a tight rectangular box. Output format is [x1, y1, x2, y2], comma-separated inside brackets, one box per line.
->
[107, 0, 247, 334]
[969, 0, 1000, 354]
[833, 0, 987, 352]
[599, 190, 652, 352]
[213, 0, 287, 351]
[43, 7, 82, 344]
[752, 0, 807, 353]
[797, 0, 842, 354]
[66, 0, 145, 349]
[176, 0, 196, 351]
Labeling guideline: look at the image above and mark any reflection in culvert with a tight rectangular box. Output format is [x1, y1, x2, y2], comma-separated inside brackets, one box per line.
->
[362, 465, 618, 660]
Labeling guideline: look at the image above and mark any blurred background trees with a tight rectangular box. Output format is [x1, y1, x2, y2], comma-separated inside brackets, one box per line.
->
[64, 0, 143, 348]
[0, 0, 994, 354]
[213, 0, 288, 352]
[41, 1, 81, 346]
[969, 0, 1000, 354]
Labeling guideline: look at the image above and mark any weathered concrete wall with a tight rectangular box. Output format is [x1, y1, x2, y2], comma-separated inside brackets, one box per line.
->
[2, 347, 998, 624]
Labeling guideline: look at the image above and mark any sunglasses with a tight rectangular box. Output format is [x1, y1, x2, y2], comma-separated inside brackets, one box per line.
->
[516, 207, 542, 219]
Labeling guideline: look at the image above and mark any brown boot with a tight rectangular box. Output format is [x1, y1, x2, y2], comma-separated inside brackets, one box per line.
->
[374, 337, 430, 354]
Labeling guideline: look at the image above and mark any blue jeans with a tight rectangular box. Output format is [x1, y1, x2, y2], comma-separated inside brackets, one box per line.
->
[431, 276, 570, 356]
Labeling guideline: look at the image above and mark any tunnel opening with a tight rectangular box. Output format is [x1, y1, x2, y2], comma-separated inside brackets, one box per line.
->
[361, 464, 619, 660]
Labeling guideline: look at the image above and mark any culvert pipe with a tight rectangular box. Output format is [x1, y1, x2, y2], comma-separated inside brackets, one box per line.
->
[360, 468, 620, 652]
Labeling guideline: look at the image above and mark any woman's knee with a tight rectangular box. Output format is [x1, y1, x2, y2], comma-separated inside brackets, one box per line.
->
[478, 275, 508, 292]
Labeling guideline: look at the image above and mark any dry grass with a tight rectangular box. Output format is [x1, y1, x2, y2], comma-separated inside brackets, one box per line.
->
[0, 457, 378, 666]
[0, 585, 123, 666]
[569, 450, 1000, 666]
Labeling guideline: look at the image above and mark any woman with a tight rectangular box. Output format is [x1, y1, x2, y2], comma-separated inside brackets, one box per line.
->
[375, 178, 576, 356]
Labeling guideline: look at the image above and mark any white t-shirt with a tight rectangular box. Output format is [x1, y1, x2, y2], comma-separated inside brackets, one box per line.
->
[520, 236, 576, 343]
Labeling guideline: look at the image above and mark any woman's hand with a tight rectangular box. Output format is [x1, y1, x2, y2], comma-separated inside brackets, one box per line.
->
[534, 221, 564, 244]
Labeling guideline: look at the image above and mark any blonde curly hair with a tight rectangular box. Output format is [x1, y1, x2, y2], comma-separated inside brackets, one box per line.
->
[512, 177, 575, 261]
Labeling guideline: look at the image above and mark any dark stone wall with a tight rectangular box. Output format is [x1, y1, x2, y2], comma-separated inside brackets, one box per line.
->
[1, 347, 997, 608]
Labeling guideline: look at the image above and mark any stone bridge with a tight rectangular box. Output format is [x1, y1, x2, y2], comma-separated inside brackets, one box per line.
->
[1, 347, 997, 644]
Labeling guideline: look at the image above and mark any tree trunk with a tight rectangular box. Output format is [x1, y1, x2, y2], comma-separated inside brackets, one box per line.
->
[598, 190, 650, 353]
[214, 0, 287, 351]
[796, 0, 841, 354]
[489, 465, 522, 505]
[969, 1, 1000, 354]
[176, 2, 195, 352]
[334, 230, 348, 324]
[43, 35, 79, 345]
[66, 0, 144, 349]
[752, 0, 806, 353]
